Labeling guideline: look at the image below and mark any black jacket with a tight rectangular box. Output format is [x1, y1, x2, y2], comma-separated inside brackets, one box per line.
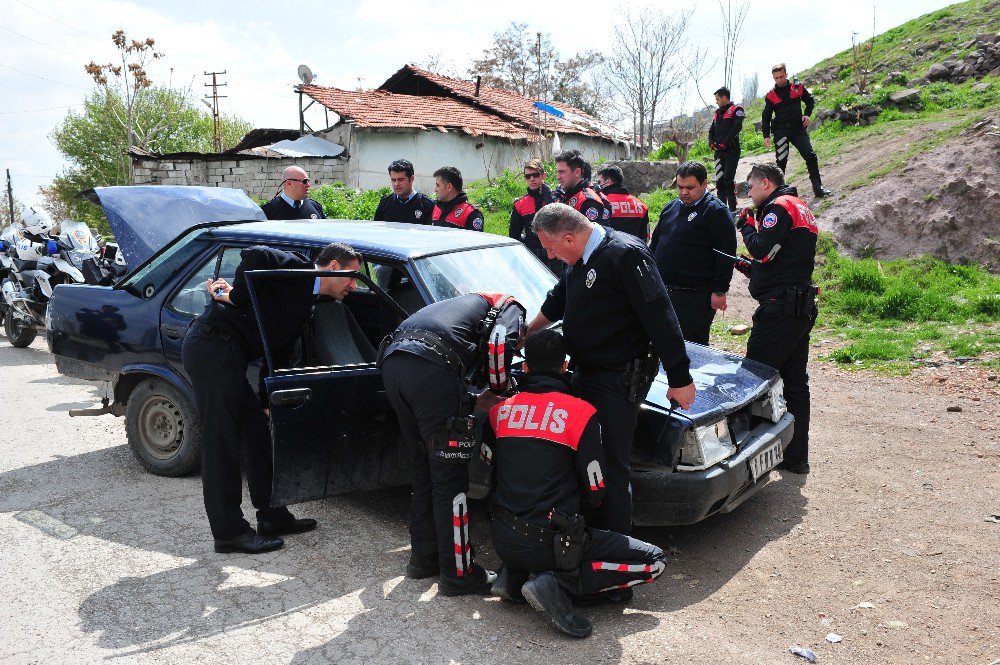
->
[382, 294, 491, 377]
[540, 229, 692, 387]
[651, 191, 737, 294]
[260, 195, 326, 220]
[488, 372, 606, 526]
[431, 193, 485, 231]
[373, 192, 435, 224]
[509, 185, 555, 255]
[740, 186, 818, 300]
[197, 246, 315, 365]
[708, 102, 745, 152]
[762, 82, 815, 137]
[558, 179, 611, 223]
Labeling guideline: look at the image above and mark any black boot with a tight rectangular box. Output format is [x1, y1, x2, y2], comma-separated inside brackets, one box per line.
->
[521, 572, 593, 638]
[438, 564, 497, 597]
[491, 565, 529, 603]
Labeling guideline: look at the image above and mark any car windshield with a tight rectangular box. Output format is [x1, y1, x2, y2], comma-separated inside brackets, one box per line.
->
[414, 244, 558, 315]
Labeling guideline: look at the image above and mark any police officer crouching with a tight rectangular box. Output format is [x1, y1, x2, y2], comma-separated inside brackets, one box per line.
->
[378, 292, 526, 595]
[182, 243, 361, 553]
[526, 203, 696, 538]
[487, 329, 667, 638]
[736, 163, 818, 474]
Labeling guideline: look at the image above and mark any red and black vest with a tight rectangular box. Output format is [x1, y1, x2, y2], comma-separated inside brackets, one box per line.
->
[765, 83, 804, 105]
[752, 194, 818, 264]
[432, 201, 477, 228]
[602, 190, 649, 241]
[714, 103, 744, 121]
[490, 391, 597, 453]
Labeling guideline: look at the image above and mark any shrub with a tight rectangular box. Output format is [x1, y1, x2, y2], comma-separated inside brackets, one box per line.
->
[840, 261, 886, 294]
[640, 188, 675, 221]
[648, 142, 677, 160]
[311, 183, 389, 220]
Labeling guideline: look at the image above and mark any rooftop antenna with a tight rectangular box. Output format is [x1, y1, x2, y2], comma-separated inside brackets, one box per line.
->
[298, 64, 315, 85]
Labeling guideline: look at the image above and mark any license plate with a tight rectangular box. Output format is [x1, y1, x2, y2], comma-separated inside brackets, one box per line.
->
[749, 440, 783, 480]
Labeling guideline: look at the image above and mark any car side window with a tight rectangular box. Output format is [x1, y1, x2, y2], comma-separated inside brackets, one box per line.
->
[167, 246, 244, 317]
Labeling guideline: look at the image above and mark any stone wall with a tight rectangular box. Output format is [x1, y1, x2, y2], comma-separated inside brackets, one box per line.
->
[605, 160, 679, 194]
[131, 156, 349, 201]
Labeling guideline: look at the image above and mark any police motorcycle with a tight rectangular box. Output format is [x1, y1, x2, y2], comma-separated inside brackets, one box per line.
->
[1, 207, 107, 348]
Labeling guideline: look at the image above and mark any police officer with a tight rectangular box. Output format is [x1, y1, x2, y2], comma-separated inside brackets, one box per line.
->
[260, 166, 327, 219]
[651, 161, 737, 345]
[487, 329, 667, 638]
[379, 293, 526, 595]
[736, 163, 818, 475]
[430, 166, 485, 231]
[553, 151, 611, 225]
[373, 159, 435, 224]
[182, 243, 361, 553]
[527, 203, 696, 536]
[595, 164, 649, 241]
[509, 158, 558, 273]
[708, 86, 744, 212]
[762, 64, 831, 198]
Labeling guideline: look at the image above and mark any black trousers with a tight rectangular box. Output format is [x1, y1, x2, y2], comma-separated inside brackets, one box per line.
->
[714, 150, 740, 211]
[382, 352, 478, 581]
[666, 287, 715, 345]
[773, 129, 823, 191]
[181, 325, 289, 540]
[745, 301, 816, 466]
[571, 367, 651, 535]
[491, 520, 666, 596]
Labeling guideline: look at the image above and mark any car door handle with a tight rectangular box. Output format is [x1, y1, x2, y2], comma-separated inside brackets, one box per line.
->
[270, 388, 312, 408]
[160, 323, 187, 340]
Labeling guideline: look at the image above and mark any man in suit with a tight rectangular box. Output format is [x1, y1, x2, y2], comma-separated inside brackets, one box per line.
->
[260, 166, 327, 220]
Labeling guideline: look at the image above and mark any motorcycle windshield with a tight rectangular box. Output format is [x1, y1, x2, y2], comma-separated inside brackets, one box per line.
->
[83, 186, 266, 267]
[60, 221, 98, 252]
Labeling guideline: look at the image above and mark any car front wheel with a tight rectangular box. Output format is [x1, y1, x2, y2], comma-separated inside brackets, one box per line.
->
[125, 377, 201, 476]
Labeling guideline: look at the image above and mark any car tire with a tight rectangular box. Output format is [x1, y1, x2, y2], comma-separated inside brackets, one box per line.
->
[4, 308, 37, 348]
[125, 377, 201, 476]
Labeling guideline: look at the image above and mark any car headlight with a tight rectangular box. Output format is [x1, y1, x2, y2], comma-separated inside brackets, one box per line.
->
[751, 379, 787, 423]
[677, 419, 736, 471]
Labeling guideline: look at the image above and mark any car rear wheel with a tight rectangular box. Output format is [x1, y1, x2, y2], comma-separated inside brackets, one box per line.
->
[125, 377, 201, 476]
[4, 309, 37, 348]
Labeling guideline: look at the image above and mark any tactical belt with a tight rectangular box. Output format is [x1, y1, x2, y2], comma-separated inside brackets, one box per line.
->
[379, 329, 465, 376]
[492, 505, 557, 545]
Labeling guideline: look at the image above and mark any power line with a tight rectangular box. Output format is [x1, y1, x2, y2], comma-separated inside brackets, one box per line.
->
[0, 104, 81, 115]
[12, 0, 108, 44]
[0, 62, 89, 90]
[0, 24, 86, 60]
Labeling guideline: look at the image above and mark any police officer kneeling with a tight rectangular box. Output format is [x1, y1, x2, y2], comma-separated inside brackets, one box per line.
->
[379, 292, 526, 595]
[487, 329, 667, 638]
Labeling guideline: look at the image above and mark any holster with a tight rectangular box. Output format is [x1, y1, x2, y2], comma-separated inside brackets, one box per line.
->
[550, 509, 588, 571]
[625, 349, 659, 403]
[784, 285, 819, 318]
[428, 415, 476, 464]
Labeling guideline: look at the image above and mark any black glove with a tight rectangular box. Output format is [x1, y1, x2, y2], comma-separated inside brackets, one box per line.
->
[735, 255, 753, 278]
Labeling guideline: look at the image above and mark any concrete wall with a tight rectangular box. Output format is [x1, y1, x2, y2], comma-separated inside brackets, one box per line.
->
[131, 156, 349, 200]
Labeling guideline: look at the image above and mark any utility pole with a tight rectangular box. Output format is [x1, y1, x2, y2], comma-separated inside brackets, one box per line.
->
[5, 169, 14, 225]
[203, 70, 228, 153]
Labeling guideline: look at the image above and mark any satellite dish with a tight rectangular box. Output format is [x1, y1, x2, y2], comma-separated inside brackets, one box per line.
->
[298, 64, 314, 85]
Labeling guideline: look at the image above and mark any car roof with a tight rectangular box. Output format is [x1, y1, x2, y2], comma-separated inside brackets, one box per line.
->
[207, 219, 519, 260]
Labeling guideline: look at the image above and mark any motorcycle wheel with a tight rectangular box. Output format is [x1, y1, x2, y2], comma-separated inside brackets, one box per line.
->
[124, 377, 201, 476]
[4, 308, 37, 348]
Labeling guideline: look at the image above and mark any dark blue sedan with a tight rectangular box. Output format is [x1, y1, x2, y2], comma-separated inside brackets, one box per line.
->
[47, 186, 793, 526]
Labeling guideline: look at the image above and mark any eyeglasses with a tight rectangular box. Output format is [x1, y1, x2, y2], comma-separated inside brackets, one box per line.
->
[523, 172, 544, 180]
[284, 178, 310, 184]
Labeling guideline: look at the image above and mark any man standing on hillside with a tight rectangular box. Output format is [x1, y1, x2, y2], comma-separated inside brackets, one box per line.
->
[373, 159, 435, 224]
[736, 163, 818, 475]
[708, 86, 744, 213]
[430, 166, 485, 231]
[761, 64, 831, 198]
[260, 166, 327, 220]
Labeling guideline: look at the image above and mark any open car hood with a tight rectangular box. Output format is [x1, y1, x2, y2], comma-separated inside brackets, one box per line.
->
[644, 343, 779, 426]
[83, 186, 266, 267]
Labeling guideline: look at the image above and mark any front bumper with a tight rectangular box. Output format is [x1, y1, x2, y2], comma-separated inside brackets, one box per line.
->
[631, 412, 795, 526]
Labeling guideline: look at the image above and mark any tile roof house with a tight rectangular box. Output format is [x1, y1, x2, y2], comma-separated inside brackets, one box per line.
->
[298, 64, 630, 191]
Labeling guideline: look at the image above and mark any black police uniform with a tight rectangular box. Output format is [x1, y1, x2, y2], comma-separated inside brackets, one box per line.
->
[738, 186, 818, 471]
[762, 81, 828, 197]
[487, 372, 667, 596]
[373, 191, 436, 224]
[558, 179, 611, 225]
[260, 195, 326, 220]
[379, 293, 518, 592]
[708, 102, 745, 211]
[600, 185, 650, 241]
[181, 246, 314, 540]
[651, 191, 737, 345]
[431, 193, 485, 231]
[540, 229, 692, 534]
[510, 184, 559, 273]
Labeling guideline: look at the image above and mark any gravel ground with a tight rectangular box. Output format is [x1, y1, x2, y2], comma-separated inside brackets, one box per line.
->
[0, 335, 997, 664]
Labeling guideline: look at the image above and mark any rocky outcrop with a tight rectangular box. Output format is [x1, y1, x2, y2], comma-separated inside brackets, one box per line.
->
[607, 161, 679, 194]
[916, 33, 1000, 84]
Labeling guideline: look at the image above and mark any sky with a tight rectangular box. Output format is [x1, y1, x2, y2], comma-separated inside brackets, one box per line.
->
[0, 0, 953, 208]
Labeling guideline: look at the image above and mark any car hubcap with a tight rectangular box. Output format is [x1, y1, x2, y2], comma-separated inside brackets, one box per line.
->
[138, 396, 183, 459]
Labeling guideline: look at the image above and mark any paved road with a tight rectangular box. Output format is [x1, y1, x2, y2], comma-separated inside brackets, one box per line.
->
[1, 336, 996, 664]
